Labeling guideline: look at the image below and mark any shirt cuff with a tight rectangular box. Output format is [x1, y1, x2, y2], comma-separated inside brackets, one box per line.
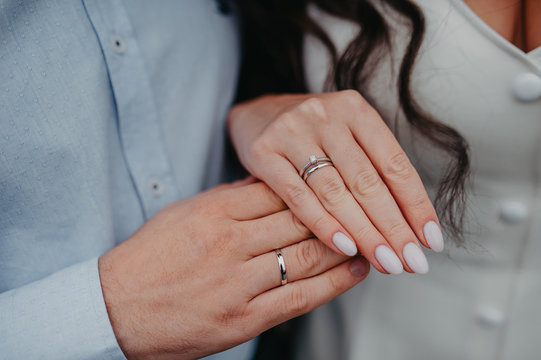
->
[0, 257, 127, 360]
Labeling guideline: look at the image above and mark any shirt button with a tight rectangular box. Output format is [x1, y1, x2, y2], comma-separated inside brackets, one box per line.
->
[148, 178, 164, 197]
[499, 200, 528, 224]
[511, 73, 541, 102]
[476, 306, 505, 328]
[111, 35, 126, 55]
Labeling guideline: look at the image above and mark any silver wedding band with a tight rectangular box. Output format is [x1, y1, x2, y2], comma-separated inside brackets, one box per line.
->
[275, 249, 287, 286]
[300, 155, 334, 181]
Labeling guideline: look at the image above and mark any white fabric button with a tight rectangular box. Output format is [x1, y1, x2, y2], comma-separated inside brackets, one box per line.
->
[499, 200, 528, 224]
[148, 178, 164, 197]
[511, 73, 541, 102]
[111, 35, 126, 54]
[476, 306, 505, 328]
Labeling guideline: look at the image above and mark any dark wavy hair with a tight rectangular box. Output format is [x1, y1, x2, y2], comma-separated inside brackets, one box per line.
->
[236, 0, 470, 245]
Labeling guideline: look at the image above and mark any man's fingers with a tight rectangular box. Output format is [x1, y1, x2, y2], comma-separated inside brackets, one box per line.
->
[223, 181, 287, 220]
[242, 210, 312, 256]
[243, 238, 348, 296]
[246, 257, 370, 332]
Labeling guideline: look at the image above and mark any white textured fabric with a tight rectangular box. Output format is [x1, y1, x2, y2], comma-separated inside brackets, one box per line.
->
[299, 1, 541, 359]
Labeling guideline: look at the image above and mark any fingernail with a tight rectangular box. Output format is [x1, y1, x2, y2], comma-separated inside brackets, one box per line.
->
[350, 258, 370, 277]
[332, 232, 358, 256]
[375, 245, 403, 275]
[424, 221, 444, 252]
[403, 242, 429, 274]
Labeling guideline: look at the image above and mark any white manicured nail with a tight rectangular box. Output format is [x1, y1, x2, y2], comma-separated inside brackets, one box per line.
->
[403, 242, 429, 274]
[424, 221, 444, 252]
[375, 245, 403, 275]
[332, 232, 357, 256]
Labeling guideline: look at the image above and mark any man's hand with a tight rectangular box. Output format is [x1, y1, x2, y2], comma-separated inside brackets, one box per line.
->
[99, 179, 369, 359]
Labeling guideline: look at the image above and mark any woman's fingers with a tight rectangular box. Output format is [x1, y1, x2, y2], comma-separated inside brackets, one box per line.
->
[348, 104, 443, 252]
[281, 136, 405, 274]
[246, 257, 370, 332]
[244, 238, 348, 296]
[272, 94, 438, 274]
[247, 208, 391, 275]
[228, 92, 442, 278]
[255, 154, 358, 257]
[305, 166, 406, 274]
[321, 125, 428, 273]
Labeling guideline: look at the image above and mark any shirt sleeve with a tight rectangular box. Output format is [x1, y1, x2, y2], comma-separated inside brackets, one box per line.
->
[0, 257, 127, 360]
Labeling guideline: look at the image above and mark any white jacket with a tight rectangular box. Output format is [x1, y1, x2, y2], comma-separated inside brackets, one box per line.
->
[299, 1, 541, 359]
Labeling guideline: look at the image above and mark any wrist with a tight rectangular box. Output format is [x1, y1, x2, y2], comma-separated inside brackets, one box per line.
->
[99, 247, 145, 359]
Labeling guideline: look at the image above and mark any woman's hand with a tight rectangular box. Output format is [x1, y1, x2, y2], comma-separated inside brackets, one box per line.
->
[99, 179, 369, 360]
[228, 91, 444, 275]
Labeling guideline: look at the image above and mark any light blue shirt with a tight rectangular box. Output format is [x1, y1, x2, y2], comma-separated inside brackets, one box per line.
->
[0, 0, 255, 358]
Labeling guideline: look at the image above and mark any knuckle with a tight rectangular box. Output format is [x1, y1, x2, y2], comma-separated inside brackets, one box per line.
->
[273, 112, 301, 136]
[338, 89, 365, 107]
[216, 303, 249, 334]
[351, 169, 383, 198]
[337, 90, 372, 117]
[250, 136, 274, 160]
[287, 284, 311, 314]
[384, 152, 413, 181]
[351, 224, 375, 243]
[310, 214, 333, 233]
[326, 272, 344, 293]
[409, 194, 429, 212]
[296, 240, 323, 274]
[283, 183, 309, 208]
[298, 97, 328, 119]
[318, 175, 348, 207]
[386, 221, 410, 240]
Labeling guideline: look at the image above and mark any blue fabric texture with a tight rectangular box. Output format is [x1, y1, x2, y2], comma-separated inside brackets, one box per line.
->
[0, 0, 255, 358]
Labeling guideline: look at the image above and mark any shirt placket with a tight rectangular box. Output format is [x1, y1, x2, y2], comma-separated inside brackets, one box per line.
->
[82, 0, 181, 219]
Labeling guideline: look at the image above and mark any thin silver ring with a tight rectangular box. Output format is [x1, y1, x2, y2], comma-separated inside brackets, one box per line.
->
[275, 249, 287, 286]
[299, 155, 332, 179]
[303, 161, 334, 181]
